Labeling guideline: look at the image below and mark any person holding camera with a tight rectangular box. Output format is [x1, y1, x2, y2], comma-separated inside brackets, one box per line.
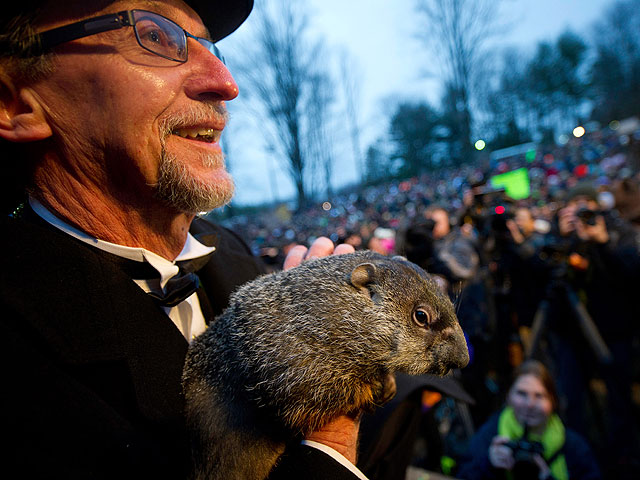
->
[456, 360, 601, 480]
[545, 183, 640, 476]
[503, 206, 550, 325]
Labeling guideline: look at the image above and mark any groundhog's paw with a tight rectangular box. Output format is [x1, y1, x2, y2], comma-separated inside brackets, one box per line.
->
[369, 373, 397, 410]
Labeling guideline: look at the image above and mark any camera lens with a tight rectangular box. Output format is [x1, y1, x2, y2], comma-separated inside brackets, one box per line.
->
[576, 207, 597, 226]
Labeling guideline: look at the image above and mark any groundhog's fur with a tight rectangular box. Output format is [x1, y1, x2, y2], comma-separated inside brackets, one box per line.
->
[182, 250, 469, 480]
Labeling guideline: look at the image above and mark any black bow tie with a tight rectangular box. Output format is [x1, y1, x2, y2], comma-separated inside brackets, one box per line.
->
[97, 250, 213, 308]
[145, 268, 201, 308]
[148, 236, 217, 307]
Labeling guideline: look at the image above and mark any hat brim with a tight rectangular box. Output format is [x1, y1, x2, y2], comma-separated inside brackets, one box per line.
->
[188, 0, 253, 43]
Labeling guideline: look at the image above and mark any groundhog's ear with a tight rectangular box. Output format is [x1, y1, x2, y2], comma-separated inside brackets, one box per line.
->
[349, 263, 377, 294]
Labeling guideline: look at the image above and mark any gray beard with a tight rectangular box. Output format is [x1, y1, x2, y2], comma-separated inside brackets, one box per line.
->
[154, 147, 235, 214]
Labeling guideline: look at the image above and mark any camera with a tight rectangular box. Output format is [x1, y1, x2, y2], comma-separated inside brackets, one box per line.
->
[575, 207, 599, 226]
[505, 438, 545, 479]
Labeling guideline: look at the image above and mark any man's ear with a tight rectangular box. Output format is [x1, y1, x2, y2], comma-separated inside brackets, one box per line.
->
[0, 73, 52, 142]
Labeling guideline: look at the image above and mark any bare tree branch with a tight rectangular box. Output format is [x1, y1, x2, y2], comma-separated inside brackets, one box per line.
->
[415, 0, 507, 163]
[234, 0, 335, 209]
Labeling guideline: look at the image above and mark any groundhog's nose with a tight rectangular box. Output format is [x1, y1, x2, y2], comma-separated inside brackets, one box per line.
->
[456, 333, 470, 368]
[448, 323, 470, 369]
[454, 342, 470, 368]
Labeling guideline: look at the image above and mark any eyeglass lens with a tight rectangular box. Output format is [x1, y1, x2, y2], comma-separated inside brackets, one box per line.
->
[132, 10, 223, 64]
[133, 11, 187, 62]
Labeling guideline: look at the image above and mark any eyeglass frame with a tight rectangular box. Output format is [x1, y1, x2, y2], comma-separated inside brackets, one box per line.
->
[36, 9, 225, 64]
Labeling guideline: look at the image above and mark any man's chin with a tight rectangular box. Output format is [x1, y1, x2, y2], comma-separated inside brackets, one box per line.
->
[154, 172, 235, 215]
[195, 183, 235, 214]
[155, 149, 235, 214]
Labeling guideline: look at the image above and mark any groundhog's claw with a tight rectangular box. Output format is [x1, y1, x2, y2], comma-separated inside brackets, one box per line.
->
[371, 373, 397, 408]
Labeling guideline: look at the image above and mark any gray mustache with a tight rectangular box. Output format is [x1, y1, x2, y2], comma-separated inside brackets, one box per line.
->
[159, 103, 229, 138]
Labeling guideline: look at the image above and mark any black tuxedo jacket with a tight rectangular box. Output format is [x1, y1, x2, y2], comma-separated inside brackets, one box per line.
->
[268, 444, 365, 480]
[0, 212, 366, 479]
[0, 212, 265, 478]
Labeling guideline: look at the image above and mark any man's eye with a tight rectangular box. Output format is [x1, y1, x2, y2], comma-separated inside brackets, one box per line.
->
[137, 19, 174, 47]
[143, 28, 168, 45]
[148, 30, 161, 43]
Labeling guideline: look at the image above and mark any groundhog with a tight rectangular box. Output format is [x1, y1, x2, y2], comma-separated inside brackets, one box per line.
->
[182, 250, 469, 480]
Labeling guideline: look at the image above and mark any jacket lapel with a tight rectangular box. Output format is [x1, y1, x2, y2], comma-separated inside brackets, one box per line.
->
[3, 214, 189, 423]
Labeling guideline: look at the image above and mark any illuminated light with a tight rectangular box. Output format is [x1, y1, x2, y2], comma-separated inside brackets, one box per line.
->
[495, 206, 506, 215]
[322, 201, 332, 211]
[525, 149, 536, 162]
[573, 126, 585, 138]
[475, 139, 486, 151]
[558, 134, 569, 145]
[574, 164, 588, 178]
[609, 120, 619, 130]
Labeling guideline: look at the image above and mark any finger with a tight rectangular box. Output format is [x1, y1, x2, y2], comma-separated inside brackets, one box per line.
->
[304, 236, 335, 260]
[334, 243, 356, 256]
[283, 245, 308, 271]
[492, 435, 511, 446]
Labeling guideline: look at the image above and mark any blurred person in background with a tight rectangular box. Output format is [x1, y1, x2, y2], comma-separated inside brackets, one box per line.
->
[503, 206, 549, 354]
[537, 182, 640, 478]
[456, 359, 602, 480]
[401, 205, 479, 293]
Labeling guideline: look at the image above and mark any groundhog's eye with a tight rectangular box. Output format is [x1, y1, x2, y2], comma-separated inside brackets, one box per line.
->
[413, 308, 432, 327]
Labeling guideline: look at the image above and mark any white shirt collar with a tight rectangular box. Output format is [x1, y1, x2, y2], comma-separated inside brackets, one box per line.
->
[29, 198, 216, 288]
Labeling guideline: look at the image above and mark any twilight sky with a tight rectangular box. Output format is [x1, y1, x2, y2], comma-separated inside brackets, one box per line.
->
[218, 0, 614, 206]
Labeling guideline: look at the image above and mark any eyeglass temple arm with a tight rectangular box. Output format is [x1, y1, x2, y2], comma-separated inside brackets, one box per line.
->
[38, 11, 134, 50]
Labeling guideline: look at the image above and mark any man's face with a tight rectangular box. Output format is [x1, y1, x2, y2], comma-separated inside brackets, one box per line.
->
[515, 208, 534, 236]
[30, 0, 239, 214]
[568, 196, 598, 211]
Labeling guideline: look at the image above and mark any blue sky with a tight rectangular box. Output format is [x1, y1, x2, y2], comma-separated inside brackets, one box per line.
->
[219, 0, 614, 206]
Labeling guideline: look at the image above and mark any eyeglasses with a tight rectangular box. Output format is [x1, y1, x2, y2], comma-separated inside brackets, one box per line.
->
[37, 10, 224, 64]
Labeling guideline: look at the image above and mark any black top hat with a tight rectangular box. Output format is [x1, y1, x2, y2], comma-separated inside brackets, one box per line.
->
[188, 0, 253, 43]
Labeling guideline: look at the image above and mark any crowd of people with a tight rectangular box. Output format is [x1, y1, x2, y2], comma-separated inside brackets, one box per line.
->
[219, 125, 640, 479]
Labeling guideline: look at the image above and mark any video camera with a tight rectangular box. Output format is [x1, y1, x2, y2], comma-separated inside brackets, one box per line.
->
[469, 184, 514, 236]
[489, 203, 514, 234]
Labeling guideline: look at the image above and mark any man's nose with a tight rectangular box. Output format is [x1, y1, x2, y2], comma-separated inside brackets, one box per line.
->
[184, 39, 239, 102]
